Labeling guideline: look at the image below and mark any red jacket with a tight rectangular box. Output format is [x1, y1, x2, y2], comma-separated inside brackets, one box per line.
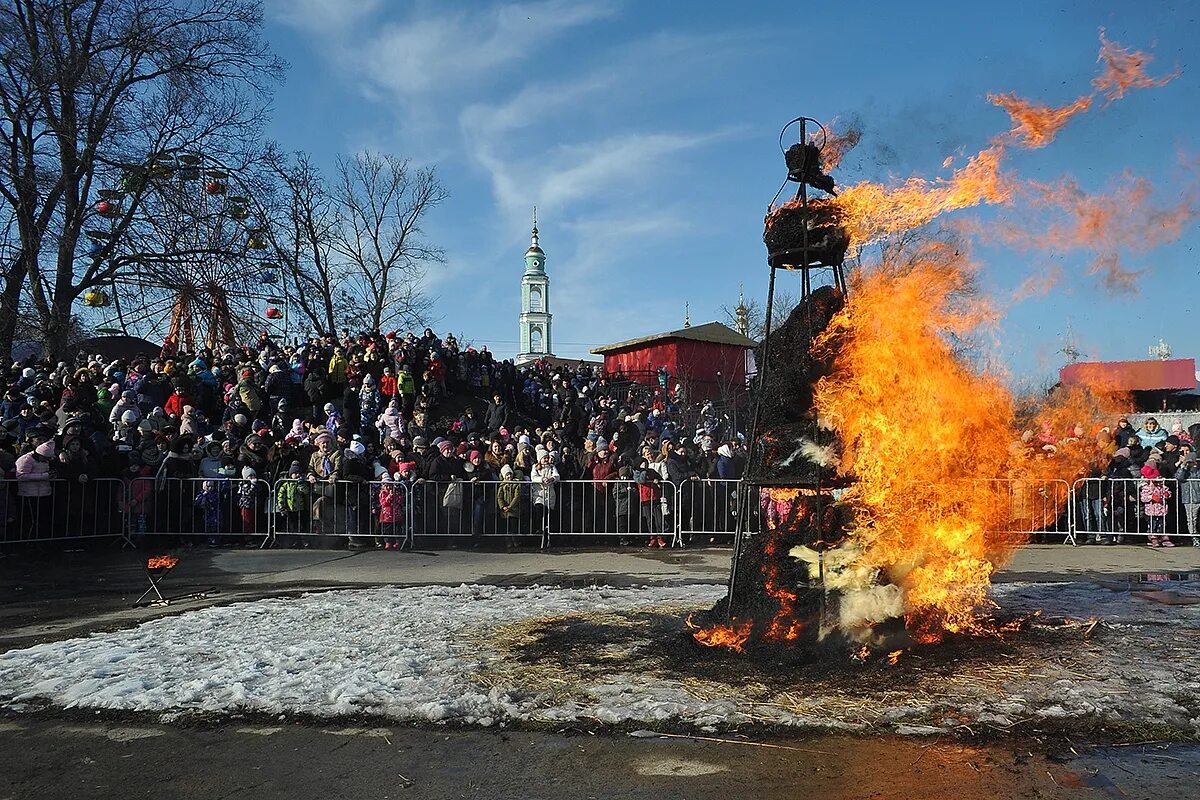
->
[379, 374, 398, 397]
[378, 483, 405, 523]
[590, 456, 619, 492]
[163, 393, 189, 417]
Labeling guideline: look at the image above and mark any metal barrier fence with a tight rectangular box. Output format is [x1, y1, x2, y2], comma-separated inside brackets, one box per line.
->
[6, 474, 1178, 550]
[1070, 476, 1199, 546]
[129, 476, 275, 548]
[280, 478, 411, 550]
[675, 478, 758, 542]
[969, 478, 1073, 545]
[0, 477, 128, 544]
[407, 479, 682, 547]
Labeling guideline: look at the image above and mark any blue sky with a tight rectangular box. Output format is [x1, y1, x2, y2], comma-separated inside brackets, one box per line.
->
[260, 0, 1198, 384]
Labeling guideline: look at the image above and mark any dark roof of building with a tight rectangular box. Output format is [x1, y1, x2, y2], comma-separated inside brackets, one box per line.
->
[1059, 358, 1197, 392]
[76, 335, 161, 362]
[591, 321, 757, 355]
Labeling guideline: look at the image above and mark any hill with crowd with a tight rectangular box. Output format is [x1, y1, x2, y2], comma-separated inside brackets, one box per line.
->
[1, 330, 746, 549]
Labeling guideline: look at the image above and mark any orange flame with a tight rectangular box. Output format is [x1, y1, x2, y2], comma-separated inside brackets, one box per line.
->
[829, 32, 1179, 254]
[987, 92, 1093, 149]
[147, 555, 178, 570]
[1093, 28, 1179, 104]
[812, 239, 1124, 642]
[687, 614, 752, 653]
[828, 145, 1011, 250]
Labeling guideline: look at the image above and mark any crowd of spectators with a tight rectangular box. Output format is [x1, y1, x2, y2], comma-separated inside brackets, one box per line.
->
[1075, 416, 1200, 547]
[0, 329, 747, 550]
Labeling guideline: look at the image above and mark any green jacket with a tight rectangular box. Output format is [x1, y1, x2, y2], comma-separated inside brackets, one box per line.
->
[276, 479, 309, 512]
[497, 481, 521, 518]
[397, 371, 416, 396]
[237, 378, 262, 412]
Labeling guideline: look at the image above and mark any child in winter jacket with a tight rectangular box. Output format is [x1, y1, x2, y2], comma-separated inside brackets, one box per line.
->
[123, 461, 155, 539]
[194, 479, 224, 547]
[238, 467, 263, 539]
[634, 461, 665, 548]
[1140, 464, 1173, 547]
[377, 473, 406, 550]
[496, 463, 522, 547]
[274, 462, 310, 548]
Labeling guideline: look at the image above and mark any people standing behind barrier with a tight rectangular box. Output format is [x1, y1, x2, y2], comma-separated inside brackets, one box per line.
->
[377, 473, 405, 550]
[589, 443, 618, 527]
[0, 328, 756, 550]
[343, 440, 373, 548]
[307, 432, 341, 538]
[464, 449, 497, 544]
[275, 461, 309, 548]
[530, 448, 559, 538]
[635, 452, 666, 548]
[238, 466, 265, 542]
[1140, 463, 1173, 547]
[194, 479, 224, 547]
[14, 440, 54, 537]
[1149, 435, 1189, 539]
[1175, 451, 1200, 547]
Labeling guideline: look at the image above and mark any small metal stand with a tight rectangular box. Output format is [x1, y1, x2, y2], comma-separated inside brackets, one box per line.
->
[133, 555, 218, 608]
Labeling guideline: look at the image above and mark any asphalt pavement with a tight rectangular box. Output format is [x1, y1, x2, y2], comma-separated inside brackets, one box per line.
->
[5, 715, 1198, 800]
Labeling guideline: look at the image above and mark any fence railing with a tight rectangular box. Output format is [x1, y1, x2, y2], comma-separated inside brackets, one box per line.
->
[128, 476, 275, 548]
[676, 478, 757, 542]
[0, 477, 128, 544]
[1, 474, 1178, 550]
[1070, 476, 1198, 545]
[407, 478, 681, 547]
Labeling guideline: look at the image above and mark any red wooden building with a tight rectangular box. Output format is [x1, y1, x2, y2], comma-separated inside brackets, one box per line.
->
[591, 321, 756, 401]
[1059, 357, 1199, 411]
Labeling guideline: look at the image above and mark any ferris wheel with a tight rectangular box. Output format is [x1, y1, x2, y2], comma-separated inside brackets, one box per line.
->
[83, 150, 285, 353]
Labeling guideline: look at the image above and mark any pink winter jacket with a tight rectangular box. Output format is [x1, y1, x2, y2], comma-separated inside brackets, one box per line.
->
[378, 484, 405, 523]
[14, 452, 52, 497]
[1140, 480, 1171, 517]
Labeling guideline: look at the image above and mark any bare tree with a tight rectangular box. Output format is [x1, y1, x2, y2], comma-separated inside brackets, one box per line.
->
[720, 288, 798, 341]
[332, 152, 446, 333]
[257, 146, 344, 337]
[0, 0, 284, 360]
[255, 147, 446, 338]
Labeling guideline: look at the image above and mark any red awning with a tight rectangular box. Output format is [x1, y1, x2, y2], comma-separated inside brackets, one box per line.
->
[1059, 358, 1197, 392]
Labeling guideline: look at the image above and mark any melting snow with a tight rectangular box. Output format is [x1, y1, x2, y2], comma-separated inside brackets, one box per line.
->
[0, 582, 1197, 735]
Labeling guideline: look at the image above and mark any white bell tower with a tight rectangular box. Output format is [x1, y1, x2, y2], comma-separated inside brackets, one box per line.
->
[517, 208, 553, 364]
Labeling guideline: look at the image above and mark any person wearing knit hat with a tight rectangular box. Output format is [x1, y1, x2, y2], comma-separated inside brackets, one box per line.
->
[15, 440, 55, 513]
[377, 466, 405, 549]
[236, 465, 264, 540]
[1140, 463, 1170, 547]
[497, 462, 521, 547]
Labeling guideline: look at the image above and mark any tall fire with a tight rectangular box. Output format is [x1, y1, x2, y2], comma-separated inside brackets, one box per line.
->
[693, 32, 1187, 657]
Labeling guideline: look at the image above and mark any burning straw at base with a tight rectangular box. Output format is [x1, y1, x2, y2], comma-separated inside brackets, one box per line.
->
[693, 32, 1182, 656]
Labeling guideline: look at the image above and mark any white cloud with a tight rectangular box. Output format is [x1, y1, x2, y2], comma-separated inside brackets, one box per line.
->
[266, 0, 382, 35]
[352, 0, 617, 96]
